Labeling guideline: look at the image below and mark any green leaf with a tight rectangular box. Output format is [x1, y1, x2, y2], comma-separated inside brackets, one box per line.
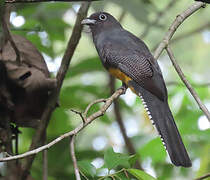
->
[128, 154, 139, 167]
[78, 160, 96, 178]
[104, 148, 130, 170]
[127, 169, 156, 180]
[138, 138, 166, 164]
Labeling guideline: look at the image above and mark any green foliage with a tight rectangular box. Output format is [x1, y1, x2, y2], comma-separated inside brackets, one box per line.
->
[127, 169, 156, 180]
[78, 148, 157, 179]
[104, 148, 130, 170]
[138, 138, 166, 164]
[78, 160, 97, 178]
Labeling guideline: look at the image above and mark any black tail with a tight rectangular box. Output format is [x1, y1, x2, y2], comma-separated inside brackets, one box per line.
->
[128, 80, 192, 167]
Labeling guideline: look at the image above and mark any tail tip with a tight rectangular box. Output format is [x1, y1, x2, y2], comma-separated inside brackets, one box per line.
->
[172, 159, 192, 168]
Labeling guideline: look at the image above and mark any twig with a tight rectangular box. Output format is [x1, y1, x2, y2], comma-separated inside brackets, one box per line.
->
[109, 75, 142, 170]
[166, 46, 210, 121]
[70, 136, 81, 180]
[154, 1, 205, 60]
[194, 173, 210, 180]
[6, 0, 99, 3]
[79, 170, 89, 180]
[0, 88, 125, 162]
[171, 22, 210, 43]
[84, 98, 106, 117]
[140, 0, 176, 39]
[42, 150, 48, 180]
[70, 109, 86, 123]
[20, 2, 91, 179]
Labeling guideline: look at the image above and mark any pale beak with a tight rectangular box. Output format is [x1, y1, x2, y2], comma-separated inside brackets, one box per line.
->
[81, 18, 96, 25]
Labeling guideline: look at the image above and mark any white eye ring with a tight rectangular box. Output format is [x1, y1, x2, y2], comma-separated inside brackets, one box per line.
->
[99, 14, 107, 21]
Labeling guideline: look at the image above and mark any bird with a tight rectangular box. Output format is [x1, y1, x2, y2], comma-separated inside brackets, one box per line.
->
[81, 12, 192, 167]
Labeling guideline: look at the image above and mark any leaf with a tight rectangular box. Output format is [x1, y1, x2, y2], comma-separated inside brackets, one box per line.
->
[78, 160, 96, 178]
[128, 154, 139, 167]
[104, 148, 130, 170]
[127, 169, 156, 180]
[138, 138, 166, 164]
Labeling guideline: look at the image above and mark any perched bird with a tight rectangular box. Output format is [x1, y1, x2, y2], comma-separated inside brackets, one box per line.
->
[82, 12, 191, 167]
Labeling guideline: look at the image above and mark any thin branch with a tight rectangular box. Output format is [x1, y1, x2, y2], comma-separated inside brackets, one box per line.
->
[140, 0, 176, 39]
[6, 0, 99, 3]
[171, 22, 210, 43]
[166, 46, 210, 121]
[42, 150, 48, 180]
[154, 1, 205, 60]
[109, 75, 142, 170]
[194, 173, 210, 180]
[79, 171, 89, 180]
[0, 88, 125, 162]
[84, 98, 106, 117]
[20, 2, 91, 179]
[70, 136, 81, 180]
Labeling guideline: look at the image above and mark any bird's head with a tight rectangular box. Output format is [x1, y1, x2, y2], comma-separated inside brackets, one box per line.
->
[81, 12, 122, 35]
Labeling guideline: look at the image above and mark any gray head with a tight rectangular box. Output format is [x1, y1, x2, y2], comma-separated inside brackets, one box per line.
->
[81, 12, 122, 35]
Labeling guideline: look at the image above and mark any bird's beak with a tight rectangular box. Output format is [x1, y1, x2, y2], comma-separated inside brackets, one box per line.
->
[81, 18, 96, 25]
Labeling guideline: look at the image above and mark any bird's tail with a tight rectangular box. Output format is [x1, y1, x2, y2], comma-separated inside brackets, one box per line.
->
[128, 80, 192, 167]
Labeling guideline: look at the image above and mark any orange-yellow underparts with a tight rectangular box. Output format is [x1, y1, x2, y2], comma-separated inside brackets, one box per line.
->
[108, 68, 136, 94]
[109, 68, 131, 84]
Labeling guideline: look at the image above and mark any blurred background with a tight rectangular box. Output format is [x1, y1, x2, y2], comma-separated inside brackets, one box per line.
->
[4, 0, 210, 179]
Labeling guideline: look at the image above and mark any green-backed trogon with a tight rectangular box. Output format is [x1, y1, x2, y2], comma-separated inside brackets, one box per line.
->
[81, 12, 191, 167]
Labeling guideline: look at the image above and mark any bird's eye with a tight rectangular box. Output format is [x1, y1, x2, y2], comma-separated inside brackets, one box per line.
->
[99, 14, 107, 21]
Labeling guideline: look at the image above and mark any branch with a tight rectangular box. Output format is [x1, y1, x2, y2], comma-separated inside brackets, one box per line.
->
[194, 173, 210, 180]
[6, 0, 99, 3]
[153, 1, 205, 60]
[20, 2, 91, 179]
[140, 0, 176, 39]
[42, 150, 48, 180]
[0, 88, 125, 162]
[84, 98, 106, 117]
[166, 46, 210, 121]
[42, 131, 48, 180]
[70, 136, 81, 180]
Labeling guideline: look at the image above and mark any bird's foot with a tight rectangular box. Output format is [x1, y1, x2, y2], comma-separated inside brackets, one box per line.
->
[117, 83, 128, 94]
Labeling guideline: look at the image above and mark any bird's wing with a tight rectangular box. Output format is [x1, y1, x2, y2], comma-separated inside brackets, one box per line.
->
[101, 42, 166, 101]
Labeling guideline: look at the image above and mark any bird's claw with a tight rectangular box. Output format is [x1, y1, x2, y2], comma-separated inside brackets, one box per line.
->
[117, 83, 128, 94]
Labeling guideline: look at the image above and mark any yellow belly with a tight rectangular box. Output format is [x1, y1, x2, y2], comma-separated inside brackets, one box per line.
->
[108, 68, 136, 94]
[109, 68, 131, 84]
